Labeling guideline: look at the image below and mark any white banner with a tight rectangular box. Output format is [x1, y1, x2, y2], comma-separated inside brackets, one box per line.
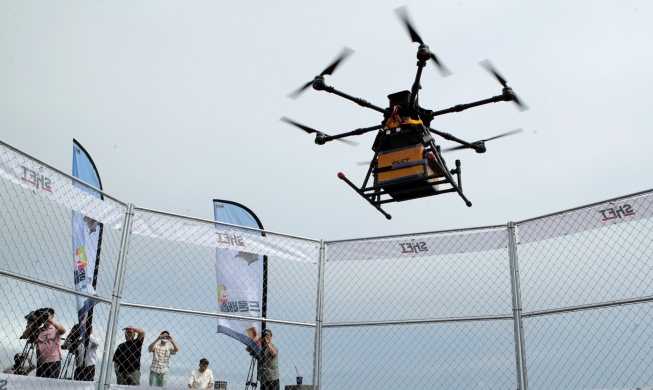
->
[518, 193, 653, 244]
[327, 229, 508, 261]
[0, 374, 95, 390]
[0, 143, 317, 263]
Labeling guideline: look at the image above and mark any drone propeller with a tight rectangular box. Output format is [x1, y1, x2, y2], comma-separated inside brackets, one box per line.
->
[395, 6, 451, 77]
[280, 117, 359, 146]
[441, 128, 524, 152]
[287, 47, 354, 99]
[479, 60, 528, 111]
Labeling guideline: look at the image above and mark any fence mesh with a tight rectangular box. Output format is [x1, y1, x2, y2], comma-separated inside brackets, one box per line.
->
[2, 140, 653, 390]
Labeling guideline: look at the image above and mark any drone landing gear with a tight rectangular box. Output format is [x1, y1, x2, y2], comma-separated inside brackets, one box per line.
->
[338, 140, 472, 219]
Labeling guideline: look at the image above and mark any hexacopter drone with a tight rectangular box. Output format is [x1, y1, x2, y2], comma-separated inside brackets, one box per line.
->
[283, 7, 526, 219]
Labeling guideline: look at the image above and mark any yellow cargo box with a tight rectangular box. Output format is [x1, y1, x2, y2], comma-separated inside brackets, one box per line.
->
[377, 145, 427, 184]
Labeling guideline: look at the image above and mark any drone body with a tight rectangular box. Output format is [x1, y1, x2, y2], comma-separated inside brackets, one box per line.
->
[283, 7, 525, 220]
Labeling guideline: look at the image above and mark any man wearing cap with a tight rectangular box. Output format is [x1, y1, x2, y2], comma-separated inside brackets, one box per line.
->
[113, 326, 145, 386]
[148, 330, 180, 387]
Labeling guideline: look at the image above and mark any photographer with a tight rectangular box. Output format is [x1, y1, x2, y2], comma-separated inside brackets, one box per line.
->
[258, 329, 279, 390]
[74, 325, 99, 381]
[21, 308, 66, 378]
[147, 331, 180, 387]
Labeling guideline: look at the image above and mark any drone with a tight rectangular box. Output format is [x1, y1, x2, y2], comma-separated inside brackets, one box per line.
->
[282, 7, 526, 220]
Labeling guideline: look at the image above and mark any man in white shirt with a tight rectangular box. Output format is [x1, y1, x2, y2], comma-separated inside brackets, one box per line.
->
[188, 358, 213, 389]
[74, 325, 100, 381]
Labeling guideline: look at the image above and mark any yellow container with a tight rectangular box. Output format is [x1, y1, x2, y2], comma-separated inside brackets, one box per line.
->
[377, 145, 427, 183]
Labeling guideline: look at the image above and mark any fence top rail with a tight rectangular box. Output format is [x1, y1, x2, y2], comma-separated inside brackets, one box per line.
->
[323, 314, 514, 328]
[325, 223, 507, 244]
[515, 188, 653, 225]
[0, 139, 128, 207]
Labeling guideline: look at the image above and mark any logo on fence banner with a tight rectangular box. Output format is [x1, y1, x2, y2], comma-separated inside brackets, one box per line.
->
[598, 204, 635, 221]
[399, 241, 429, 254]
[216, 232, 245, 247]
[20, 166, 52, 192]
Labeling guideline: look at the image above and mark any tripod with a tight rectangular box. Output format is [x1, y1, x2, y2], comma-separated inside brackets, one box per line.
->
[245, 355, 258, 390]
[60, 347, 78, 380]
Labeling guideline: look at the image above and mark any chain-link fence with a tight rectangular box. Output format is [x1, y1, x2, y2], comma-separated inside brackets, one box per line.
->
[2, 139, 653, 390]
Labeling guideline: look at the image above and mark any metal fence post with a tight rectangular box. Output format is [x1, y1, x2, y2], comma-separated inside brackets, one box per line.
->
[98, 203, 135, 390]
[508, 221, 528, 390]
[312, 240, 326, 390]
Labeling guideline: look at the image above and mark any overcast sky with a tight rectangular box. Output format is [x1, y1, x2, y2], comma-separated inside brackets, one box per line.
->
[1, 0, 652, 240]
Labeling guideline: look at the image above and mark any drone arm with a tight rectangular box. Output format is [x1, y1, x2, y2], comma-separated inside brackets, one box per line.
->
[426, 88, 515, 118]
[428, 127, 483, 152]
[313, 77, 386, 114]
[409, 46, 431, 107]
[320, 125, 384, 144]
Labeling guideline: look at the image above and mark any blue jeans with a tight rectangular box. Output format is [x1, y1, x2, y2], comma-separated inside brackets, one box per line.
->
[149, 371, 169, 387]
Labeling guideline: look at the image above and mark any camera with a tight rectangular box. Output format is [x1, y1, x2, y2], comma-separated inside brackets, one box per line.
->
[62, 324, 82, 351]
[23, 308, 53, 343]
[262, 329, 271, 338]
[25, 308, 53, 327]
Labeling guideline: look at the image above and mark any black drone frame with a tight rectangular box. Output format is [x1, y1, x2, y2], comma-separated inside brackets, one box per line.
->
[285, 8, 525, 219]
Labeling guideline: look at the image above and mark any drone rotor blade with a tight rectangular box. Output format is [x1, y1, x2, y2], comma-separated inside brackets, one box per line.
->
[482, 128, 524, 142]
[480, 59, 508, 87]
[480, 59, 528, 111]
[280, 117, 318, 134]
[287, 47, 353, 100]
[337, 138, 359, 147]
[280, 117, 358, 146]
[396, 6, 451, 77]
[512, 94, 529, 112]
[395, 6, 424, 44]
[441, 128, 524, 153]
[287, 81, 313, 100]
[320, 46, 354, 76]
[430, 52, 452, 77]
[441, 144, 469, 153]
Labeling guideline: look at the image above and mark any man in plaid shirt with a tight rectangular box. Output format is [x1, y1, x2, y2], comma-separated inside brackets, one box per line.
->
[147, 331, 180, 387]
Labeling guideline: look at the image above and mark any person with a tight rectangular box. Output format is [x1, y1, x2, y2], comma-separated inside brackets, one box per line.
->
[258, 329, 279, 390]
[21, 309, 66, 378]
[188, 358, 213, 389]
[148, 330, 180, 387]
[74, 325, 100, 381]
[112, 326, 145, 386]
[3, 353, 36, 375]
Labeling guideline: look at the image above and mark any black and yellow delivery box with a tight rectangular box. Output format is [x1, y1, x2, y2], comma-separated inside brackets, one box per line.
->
[376, 144, 439, 200]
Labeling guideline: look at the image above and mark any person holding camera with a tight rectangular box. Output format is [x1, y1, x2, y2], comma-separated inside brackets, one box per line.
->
[258, 329, 279, 390]
[20, 309, 66, 379]
[113, 326, 145, 386]
[3, 353, 36, 375]
[74, 325, 100, 381]
[148, 330, 180, 387]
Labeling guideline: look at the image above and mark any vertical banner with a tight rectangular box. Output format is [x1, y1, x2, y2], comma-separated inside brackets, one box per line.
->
[72, 139, 103, 335]
[213, 200, 267, 357]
